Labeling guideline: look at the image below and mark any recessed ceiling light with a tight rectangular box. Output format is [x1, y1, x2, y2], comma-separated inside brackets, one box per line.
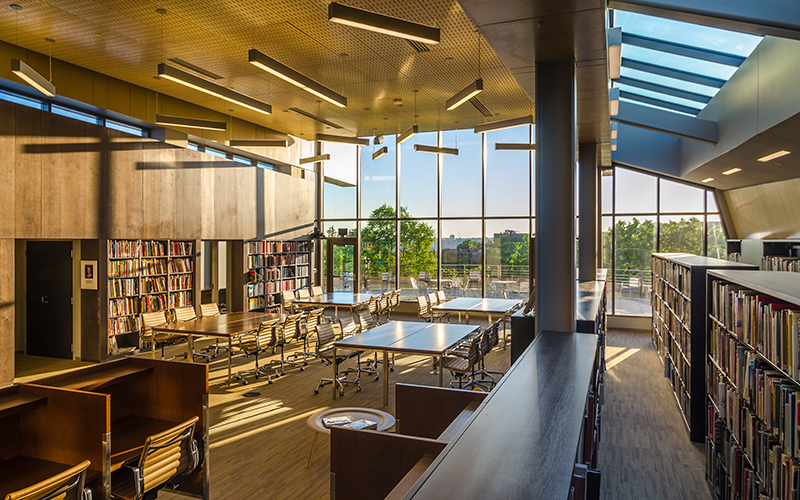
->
[445, 58, 453, 63]
[757, 150, 791, 162]
[10, 4, 22, 11]
[722, 168, 742, 175]
[701, 177, 714, 183]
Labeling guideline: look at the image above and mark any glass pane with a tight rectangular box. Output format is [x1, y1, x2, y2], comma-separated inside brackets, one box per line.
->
[660, 179, 704, 213]
[601, 216, 613, 274]
[615, 11, 762, 57]
[360, 219, 396, 294]
[613, 216, 655, 316]
[486, 126, 531, 217]
[485, 220, 530, 299]
[621, 45, 737, 80]
[442, 130, 482, 217]
[323, 142, 357, 219]
[400, 131, 438, 218]
[707, 215, 727, 259]
[615, 168, 657, 213]
[707, 191, 718, 212]
[441, 220, 482, 298]
[322, 222, 356, 293]
[361, 135, 396, 218]
[399, 219, 437, 301]
[619, 96, 698, 117]
[659, 215, 703, 255]
[620, 67, 719, 97]
[617, 83, 705, 112]
[601, 169, 613, 214]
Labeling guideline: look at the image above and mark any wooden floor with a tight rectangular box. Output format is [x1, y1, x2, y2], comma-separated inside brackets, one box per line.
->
[599, 330, 712, 500]
[14, 353, 91, 383]
[15, 320, 713, 499]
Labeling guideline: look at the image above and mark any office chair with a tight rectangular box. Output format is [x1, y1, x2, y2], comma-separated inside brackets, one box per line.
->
[236, 318, 283, 385]
[198, 303, 227, 357]
[387, 289, 401, 321]
[311, 286, 323, 296]
[436, 290, 448, 304]
[367, 294, 381, 324]
[313, 323, 362, 396]
[141, 311, 186, 360]
[110, 417, 200, 500]
[441, 335, 488, 391]
[338, 316, 360, 339]
[5, 460, 93, 500]
[279, 312, 306, 371]
[299, 307, 325, 363]
[354, 310, 390, 377]
[377, 291, 391, 324]
[171, 306, 211, 363]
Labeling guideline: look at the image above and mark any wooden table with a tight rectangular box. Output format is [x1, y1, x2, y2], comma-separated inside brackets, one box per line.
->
[432, 298, 522, 346]
[333, 321, 480, 406]
[293, 292, 376, 318]
[154, 311, 280, 384]
[305, 407, 395, 467]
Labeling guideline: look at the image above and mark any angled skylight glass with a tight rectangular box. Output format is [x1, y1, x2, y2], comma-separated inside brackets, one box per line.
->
[613, 10, 763, 115]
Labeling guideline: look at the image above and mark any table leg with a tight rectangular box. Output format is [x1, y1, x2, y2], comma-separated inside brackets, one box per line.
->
[466, 312, 470, 325]
[334, 306, 339, 320]
[307, 432, 319, 468]
[458, 312, 462, 324]
[332, 346, 338, 400]
[227, 342, 232, 385]
[383, 351, 389, 407]
[151, 339, 156, 359]
[438, 356, 443, 387]
[187, 335, 195, 363]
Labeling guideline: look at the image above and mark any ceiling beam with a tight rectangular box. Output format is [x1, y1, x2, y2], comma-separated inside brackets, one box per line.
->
[614, 100, 717, 143]
[619, 90, 700, 115]
[621, 58, 726, 88]
[609, 0, 800, 41]
[622, 33, 746, 66]
[617, 76, 712, 103]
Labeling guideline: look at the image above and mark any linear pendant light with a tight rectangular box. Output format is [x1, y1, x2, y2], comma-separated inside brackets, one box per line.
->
[398, 124, 418, 144]
[158, 63, 272, 115]
[495, 143, 536, 151]
[300, 154, 330, 165]
[446, 79, 482, 111]
[474, 115, 533, 134]
[316, 133, 370, 146]
[414, 144, 458, 155]
[11, 59, 55, 97]
[372, 146, 388, 160]
[229, 139, 288, 147]
[328, 2, 440, 45]
[248, 49, 347, 108]
[155, 114, 227, 131]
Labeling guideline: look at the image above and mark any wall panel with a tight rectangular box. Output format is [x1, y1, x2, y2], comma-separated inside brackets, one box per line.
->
[0, 101, 15, 238]
[725, 177, 800, 238]
[106, 129, 144, 238]
[0, 238, 14, 385]
[14, 105, 42, 238]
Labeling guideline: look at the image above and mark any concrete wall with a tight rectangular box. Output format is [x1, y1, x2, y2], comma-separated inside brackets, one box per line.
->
[0, 99, 315, 385]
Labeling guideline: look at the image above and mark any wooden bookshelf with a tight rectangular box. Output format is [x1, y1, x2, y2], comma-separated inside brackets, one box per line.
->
[106, 239, 197, 354]
[245, 239, 311, 312]
[650, 253, 756, 443]
[706, 270, 800, 500]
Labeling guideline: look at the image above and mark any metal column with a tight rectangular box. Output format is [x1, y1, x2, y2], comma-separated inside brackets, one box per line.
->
[535, 61, 577, 334]
[578, 142, 598, 282]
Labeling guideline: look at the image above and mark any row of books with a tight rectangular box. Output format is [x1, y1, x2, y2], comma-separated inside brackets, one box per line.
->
[729, 252, 743, 263]
[763, 256, 800, 273]
[109, 278, 138, 298]
[652, 257, 691, 295]
[664, 349, 691, 423]
[247, 281, 282, 297]
[141, 259, 168, 275]
[108, 240, 139, 259]
[247, 240, 307, 254]
[711, 280, 800, 378]
[247, 295, 279, 310]
[108, 316, 139, 336]
[109, 297, 138, 317]
[708, 403, 761, 500]
[296, 266, 309, 278]
[170, 274, 192, 290]
[141, 294, 168, 313]
[653, 280, 689, 323]
[142, 276, 167, 294]
[109, 260, 139, 278]
[142, 240, 167, 257]
[170, 258, 193, 274]
[297, 254, 309, 265]
[169, 291, 192, 308]
[170, 241, 193, 256]
[654, 307, 692, 366]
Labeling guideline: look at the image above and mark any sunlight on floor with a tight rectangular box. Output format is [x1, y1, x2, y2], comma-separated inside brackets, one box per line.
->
[211, 407, 327, 449]
[605, 346, 640, 370]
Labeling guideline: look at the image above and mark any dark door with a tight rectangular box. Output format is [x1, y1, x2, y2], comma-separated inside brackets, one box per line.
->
[26, 241, 73, 359]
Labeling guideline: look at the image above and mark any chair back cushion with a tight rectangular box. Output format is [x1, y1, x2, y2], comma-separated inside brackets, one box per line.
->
[282, 312, 304, 341]
[357, 310, 376, 330]
[200, 303, 220, 318]
[173, 306, 197, 323]
[316, 323, 336, 351]
[427, 292, 438, 306]
[368, 295, 380, 313]
[416, 296, 428, 314]
[141, 311, 168, 329]
[437, 290, 447, 303]
[5, 460, 91, 500]
[311, 286, 323, 296]
[390, 289, 401, 307]
[339, 317, 359, 336]
[297, 288, 311, 300]
[139, 417, 199, 494]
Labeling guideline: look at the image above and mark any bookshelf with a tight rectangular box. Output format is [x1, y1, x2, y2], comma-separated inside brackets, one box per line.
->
[651, 253, 756, 443]
[727, 239, 800, 268]
[245, 239, 311, 312]
[706, 270, 800, 500]
[106, 239, 196, 354]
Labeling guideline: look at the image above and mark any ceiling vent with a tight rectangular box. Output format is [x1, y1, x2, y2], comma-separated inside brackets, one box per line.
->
[168, 58, 223, 80]
[469, 97, 492, 117]
[407, 40, 430, 53]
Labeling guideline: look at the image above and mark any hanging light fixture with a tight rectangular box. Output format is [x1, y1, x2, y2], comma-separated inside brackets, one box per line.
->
[229, 139, 289, 147]
[398, 90, 420, 144]
[328, 2, 440, 45]
[372, 146, 388, 160]
[474, 115, 533, 134]
[248, 49, 346, 108]
[10, 10, 56, 97]
[415, 122, 458, 155]
[316, 133, 369, 146]
[447, 33, 483, 111]
[155, 114, 227, 131]
[300, 154, 330, 165]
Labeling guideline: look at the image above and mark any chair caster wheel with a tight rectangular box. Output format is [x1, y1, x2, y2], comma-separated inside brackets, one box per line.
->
[390, 367, 394, 372]
[314, 389, 319, 394]
[300, 367, 305, 372]
[375, 376, 379, 381]
[303, 362, 308, 366]
[357, 387, 362, 392]
[206, 359, 211, 363]
[339, 391, 344, 396]
[268, 380, 273, 385]
[242, 380, 248, 385]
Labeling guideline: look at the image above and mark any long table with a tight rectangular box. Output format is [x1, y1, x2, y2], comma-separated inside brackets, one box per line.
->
[292, 292, 375, 318]
[333, 321, 480, 406]
[154, 311, 280, 384]
[431, 298, 523, 346]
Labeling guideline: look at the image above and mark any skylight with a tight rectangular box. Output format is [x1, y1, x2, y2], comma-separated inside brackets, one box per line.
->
[612, 11, 763, 116]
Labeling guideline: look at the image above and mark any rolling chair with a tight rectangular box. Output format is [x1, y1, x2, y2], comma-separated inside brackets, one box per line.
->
[236, 318, 283, 385]
[313, 323, 362, 396]
[141, 311, 186, 360]
[110, 417, 200, 500]
[474, 320, 505, 387]
[355, 310, 390, 377]
[198, 303, 227, 357]
[387, 289, 401, 321]
[279, 312, 306, 371]
[5, 460, 93, 500]
[311, 286, 323, 296]
[441, 335, 488, 391]
[299, 307, 325, 362]
[172, 306, 211, 363]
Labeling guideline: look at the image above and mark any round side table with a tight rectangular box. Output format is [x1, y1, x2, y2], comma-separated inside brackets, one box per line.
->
[306, 407, 396, 467]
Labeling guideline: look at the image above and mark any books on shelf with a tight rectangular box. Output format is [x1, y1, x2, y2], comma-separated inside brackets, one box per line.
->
[169, 241, 193, 256]
[728, 252, 742, 263]
[245, 239, 313, 312]
[108, 240, 139, 259]
[762, 255, 800, 273]
[169, 291, 192, 308]
[109, 278, 138, 298]
[169, 257, 192, 274]
[141, 240, 166, 257]
[109, 260, 139, 278]
[141, 258, 168, 275]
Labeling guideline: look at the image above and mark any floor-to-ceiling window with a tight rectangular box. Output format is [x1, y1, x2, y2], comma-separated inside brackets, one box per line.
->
[601, 166, 725, 316]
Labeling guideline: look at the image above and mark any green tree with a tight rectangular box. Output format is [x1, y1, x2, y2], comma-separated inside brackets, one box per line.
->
[360, 204, 436, 279]
[611, 218, 656, 271]
[660, 217, 703, 255]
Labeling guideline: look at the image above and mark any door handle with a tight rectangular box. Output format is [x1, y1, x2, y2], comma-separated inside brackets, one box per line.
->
[41, 296, 49, 304]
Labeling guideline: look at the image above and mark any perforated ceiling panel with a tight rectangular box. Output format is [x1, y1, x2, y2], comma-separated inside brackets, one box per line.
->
[0, 0, 533, 138]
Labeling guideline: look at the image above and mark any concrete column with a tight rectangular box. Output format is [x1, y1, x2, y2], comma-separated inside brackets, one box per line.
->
[579, 143, 598, 282]
[535, 61, 576, 334]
